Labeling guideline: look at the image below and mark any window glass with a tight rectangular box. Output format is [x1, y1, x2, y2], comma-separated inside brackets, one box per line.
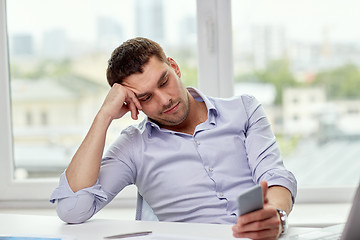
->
[232, 0, 360, 187]
[7, 0, 197, 179]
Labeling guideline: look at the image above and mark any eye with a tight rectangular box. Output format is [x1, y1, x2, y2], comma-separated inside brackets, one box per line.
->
[160, 77, 168, 87]
[139, 95, 152, 102]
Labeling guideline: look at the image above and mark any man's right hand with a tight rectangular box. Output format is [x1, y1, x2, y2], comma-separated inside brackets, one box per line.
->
[99, 83, 142, 121]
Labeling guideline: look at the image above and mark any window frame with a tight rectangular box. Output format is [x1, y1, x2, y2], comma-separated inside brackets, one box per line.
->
[0, 0, 357, 205]
[196, 0, 233, 98]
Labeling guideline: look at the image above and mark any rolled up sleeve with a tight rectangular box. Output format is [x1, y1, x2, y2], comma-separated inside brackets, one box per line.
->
[50, 172, 108, 224]
[49, 128, 137, 224]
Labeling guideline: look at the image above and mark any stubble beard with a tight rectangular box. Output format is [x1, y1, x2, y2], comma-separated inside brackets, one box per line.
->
[151, 93, 190, 127]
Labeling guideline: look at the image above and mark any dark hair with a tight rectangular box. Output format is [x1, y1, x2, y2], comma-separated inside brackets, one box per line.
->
[106, 37, 169, 86]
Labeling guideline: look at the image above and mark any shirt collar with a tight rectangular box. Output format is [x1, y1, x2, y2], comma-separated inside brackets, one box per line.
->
[143, 87, 218, 136]
[187, 87, 218, 124]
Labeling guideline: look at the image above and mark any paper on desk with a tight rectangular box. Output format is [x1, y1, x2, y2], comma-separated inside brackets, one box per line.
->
[109, 233, 240, 240]
[0, 238, 61, 240]
[0, 235, 75, 240]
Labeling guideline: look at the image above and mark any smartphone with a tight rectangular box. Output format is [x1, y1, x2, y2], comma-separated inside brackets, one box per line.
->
[237, 184, 264, 216]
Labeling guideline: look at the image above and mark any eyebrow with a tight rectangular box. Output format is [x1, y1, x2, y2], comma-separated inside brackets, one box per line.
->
[136, 70, 168, 99]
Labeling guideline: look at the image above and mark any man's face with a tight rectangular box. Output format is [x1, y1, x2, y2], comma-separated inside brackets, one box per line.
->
[122, 56, 190, 127]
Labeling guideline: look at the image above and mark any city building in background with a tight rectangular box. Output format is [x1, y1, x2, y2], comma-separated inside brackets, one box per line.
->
[232, 0, 360, 186]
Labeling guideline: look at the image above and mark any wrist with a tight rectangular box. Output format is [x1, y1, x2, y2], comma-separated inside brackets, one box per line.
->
[93, 111, 114, 133]
[276, 208, 288, 234]
[97, 108, 115, 123]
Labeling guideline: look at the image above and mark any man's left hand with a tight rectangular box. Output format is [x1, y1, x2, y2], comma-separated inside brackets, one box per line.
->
[232, 181, 282, 240]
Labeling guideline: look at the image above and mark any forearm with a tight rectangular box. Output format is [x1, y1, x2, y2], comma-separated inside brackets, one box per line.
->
[66, 111, 112, 192]
[267, 185, 293, 215]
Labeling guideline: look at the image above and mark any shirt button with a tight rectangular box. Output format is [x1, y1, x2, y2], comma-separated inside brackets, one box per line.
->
[195, 141, 200, 145]
[209, 168, 213, 172]
[219, 192, 224, 197]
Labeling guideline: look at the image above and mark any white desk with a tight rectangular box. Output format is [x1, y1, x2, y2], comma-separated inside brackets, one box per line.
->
[0, 213, 314, 240]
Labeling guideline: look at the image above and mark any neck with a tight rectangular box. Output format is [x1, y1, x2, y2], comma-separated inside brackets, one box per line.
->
[163, 92, 207, 135]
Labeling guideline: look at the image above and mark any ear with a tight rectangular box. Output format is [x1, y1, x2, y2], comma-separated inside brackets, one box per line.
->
[168, 57, 181, 78]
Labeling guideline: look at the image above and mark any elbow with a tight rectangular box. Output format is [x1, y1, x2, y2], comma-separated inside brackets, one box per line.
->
[56, 197, 95, 224]
[56, 207, 88, 224]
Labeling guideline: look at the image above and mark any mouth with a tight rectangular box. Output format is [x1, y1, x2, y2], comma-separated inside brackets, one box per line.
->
[163, 102, 180, 114]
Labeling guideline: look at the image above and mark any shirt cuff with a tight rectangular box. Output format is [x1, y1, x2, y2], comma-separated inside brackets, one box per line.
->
[50, 171, 108, 203]
[262, 169, 298, 204]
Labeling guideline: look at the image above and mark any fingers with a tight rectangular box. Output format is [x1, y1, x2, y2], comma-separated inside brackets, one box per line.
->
[233, 226, 280, 240]
[124, 88, 142, 111]
[126, 100, 140, 120]
[237, 207, 278, 226]
[101, 83, 142, 120]
[233, 206, 281, 240]
[233, 227, 280, 240]
[123, 87, 142, 120]
[260, 181, 269, 204]
[233, 224, 280, 240]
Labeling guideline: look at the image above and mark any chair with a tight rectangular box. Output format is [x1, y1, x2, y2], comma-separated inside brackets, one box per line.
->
[135, 192, 159, 221]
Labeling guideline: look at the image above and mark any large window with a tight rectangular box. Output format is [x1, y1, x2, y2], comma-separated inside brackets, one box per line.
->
[0, 0, 202, 203]
[6, 0, 197, 180]
[232, 0, 360, 190]
[1, 0, 357, 204]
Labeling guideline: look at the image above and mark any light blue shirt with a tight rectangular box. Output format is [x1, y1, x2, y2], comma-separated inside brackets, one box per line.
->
[50, 88, 297, 224]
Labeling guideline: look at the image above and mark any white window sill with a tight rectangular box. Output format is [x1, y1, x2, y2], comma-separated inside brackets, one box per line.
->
[289, 203, 351, 227]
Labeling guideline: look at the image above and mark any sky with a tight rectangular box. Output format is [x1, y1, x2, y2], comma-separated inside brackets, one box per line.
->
[232, 0, 360, 43]
[6, 0, 195, 46]
[6, 0, 360, 48]
[7, 0, 136, 42]
[6, 0, 360, 65]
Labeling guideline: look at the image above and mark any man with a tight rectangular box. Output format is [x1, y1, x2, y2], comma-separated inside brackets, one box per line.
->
[51, 37, 297, 240]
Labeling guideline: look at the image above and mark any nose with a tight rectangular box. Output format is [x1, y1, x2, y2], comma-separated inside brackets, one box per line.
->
[155, 89, 171, 106]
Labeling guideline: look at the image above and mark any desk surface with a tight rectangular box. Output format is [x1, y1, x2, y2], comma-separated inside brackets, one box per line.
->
[0, 213, 314, 240]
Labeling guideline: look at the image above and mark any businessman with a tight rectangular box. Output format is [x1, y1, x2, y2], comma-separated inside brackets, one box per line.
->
[51, 37, 297, 240]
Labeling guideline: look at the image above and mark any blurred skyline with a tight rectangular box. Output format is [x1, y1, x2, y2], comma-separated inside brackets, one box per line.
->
[9, 0, 360, 44]
[6, 0, 196, 52]
[233, 0, 360, 44]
